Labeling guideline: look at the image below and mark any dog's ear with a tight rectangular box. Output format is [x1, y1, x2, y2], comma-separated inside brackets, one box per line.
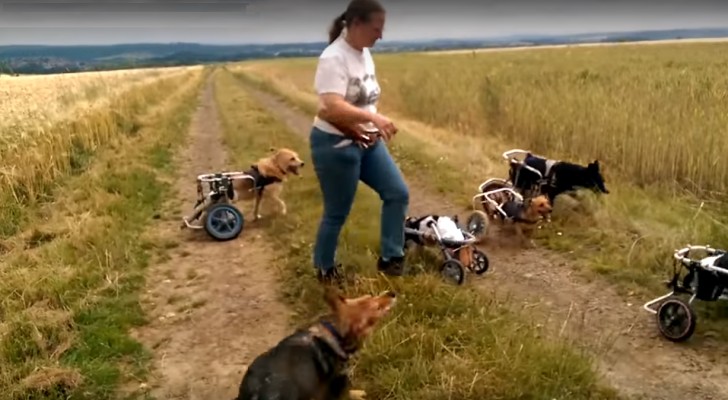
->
[588, 160, 600, 171]
[323, 287, 346, 312]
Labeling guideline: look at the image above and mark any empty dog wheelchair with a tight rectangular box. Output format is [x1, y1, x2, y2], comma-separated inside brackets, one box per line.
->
[181, 171, 255, 241]
[643, 244, 728, 342]
[403, 211, 490, 285]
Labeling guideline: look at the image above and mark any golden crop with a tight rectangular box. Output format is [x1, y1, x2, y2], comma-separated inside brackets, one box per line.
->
[0, 66, 199, 134]
[0, 66, 203, 219]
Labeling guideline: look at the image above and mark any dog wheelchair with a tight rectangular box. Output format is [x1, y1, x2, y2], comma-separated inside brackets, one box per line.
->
[502, 148, 555, 199]
[473, 178, 521, 221]
[642, 244, 728, 342]
[471, 178, 551, 225]
[181, 171, 255, 241]
[403, 211, 490, 285]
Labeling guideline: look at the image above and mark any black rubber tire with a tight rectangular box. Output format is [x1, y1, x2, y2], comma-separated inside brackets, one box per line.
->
[471, 248, 490, 275]
[204, 203, 245, 241]
[656, 297, 696, 342]
[465, 210, 489, 241]
[440, 259, 465, 286]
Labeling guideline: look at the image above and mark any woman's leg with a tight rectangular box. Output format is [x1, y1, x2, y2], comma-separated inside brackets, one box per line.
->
[359, 140, 410, 275]
[309, 128, 362, 279]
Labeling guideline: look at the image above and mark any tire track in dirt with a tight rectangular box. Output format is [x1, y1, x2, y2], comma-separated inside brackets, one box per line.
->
[239, 80, 728, 400]
[130, 71, 292, 399]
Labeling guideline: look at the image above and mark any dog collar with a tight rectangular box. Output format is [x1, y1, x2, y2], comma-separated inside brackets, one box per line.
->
[314, 321, 352, 360]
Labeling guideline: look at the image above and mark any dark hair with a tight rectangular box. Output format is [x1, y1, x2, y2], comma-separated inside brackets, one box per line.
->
[328, 0, 385, 44]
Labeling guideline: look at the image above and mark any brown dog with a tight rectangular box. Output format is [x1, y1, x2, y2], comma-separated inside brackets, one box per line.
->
[229, 147, 305, 220]
[485, 194, 552, 247]
[235, 288, 397, 400]
[181, 148, 304, 230]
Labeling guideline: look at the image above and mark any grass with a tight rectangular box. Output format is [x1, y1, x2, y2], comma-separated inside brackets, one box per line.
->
[214, 67, 619, 399]
[0, 67, 206, 399]
[228, 43, 728, 326]
[0, 67, 202, 238]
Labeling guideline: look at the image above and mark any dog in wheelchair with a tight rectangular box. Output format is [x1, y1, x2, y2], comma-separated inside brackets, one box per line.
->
[183, 147, 304, 227]
[231, 148, 305, 220]
[508, 151, 609, 205]
[403, 213, 490, 284]
[474, 179, 553, 247]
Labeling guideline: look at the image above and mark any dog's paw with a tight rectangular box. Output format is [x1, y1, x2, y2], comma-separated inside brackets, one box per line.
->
[348, 389, 367, 400]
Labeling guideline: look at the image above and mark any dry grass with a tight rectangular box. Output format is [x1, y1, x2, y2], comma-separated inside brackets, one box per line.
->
[0, 66, 206, 399]
[0, 66, 203, 237]
[229, 42, 728, 323]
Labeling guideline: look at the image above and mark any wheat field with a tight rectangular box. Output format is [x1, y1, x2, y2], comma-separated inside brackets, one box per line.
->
[0, 66, 203, 236]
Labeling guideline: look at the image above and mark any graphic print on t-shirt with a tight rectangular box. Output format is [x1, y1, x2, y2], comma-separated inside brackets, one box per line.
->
[346, 73, 380, 108]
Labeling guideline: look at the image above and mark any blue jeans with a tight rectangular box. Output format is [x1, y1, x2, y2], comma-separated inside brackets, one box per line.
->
[310, 127, 410, 272]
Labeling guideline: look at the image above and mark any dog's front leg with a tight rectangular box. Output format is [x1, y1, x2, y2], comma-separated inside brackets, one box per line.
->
[273, 195, 287, 216]
[517, 224, 536, 248]
[514, 224, 534, 248]
[324, 373, 350, 400]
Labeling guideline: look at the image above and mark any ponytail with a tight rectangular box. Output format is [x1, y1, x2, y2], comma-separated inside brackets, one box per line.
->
[327, 1, 385, 44]
[328, 12, 347, 44]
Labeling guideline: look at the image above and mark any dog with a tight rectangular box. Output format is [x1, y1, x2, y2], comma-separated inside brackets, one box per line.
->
[511, 152, 609, 205]
[404, 214, 479, 268]
[182, 148, 304, 227]
[230, 147, 305, 220]
[235, 288, 397, 400]
[480, 186, 553, 247]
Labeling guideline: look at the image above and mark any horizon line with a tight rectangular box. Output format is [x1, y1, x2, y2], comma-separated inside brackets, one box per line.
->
[2, 26, 728, 48]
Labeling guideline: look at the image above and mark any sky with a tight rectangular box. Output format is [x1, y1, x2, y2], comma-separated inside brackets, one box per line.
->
[1, 0, 727, 45]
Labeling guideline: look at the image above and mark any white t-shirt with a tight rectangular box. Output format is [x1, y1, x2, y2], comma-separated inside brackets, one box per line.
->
[312, 34, 381, 136]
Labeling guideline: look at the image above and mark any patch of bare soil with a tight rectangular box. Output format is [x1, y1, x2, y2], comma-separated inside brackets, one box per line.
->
[243, 84, 728, 400]
[130, 72, 292, 399]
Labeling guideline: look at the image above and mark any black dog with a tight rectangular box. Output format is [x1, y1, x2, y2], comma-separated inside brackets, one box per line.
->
[235, 289, 397, 400]
[511, 152, 609, 204]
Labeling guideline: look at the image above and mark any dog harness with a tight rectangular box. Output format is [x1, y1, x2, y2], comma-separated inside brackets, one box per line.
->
[307, 321, 354, 361]
[523, 154, 560, 189]
[244, 165, 282, 193]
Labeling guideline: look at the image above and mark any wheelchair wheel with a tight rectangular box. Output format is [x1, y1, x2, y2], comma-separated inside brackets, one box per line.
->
[465, 210, 488, 241]
[440, 259, 465, 286]
[656, 297, 696, 342]
[204, 203, 245, 241]
[471, 248, 490, 275]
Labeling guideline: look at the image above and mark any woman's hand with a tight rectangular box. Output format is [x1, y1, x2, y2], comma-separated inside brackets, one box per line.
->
[370, 113, 398, 140]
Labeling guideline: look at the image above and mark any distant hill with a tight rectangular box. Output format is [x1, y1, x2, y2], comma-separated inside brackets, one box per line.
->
[1, 27, 727, 75]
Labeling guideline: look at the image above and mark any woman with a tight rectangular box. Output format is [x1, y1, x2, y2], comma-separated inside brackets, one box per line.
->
[310, 0, 410, 285]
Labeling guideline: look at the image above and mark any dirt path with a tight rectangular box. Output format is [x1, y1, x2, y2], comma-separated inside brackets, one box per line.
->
[241, 82, 728, 400]
[131, 71, 292, 399]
